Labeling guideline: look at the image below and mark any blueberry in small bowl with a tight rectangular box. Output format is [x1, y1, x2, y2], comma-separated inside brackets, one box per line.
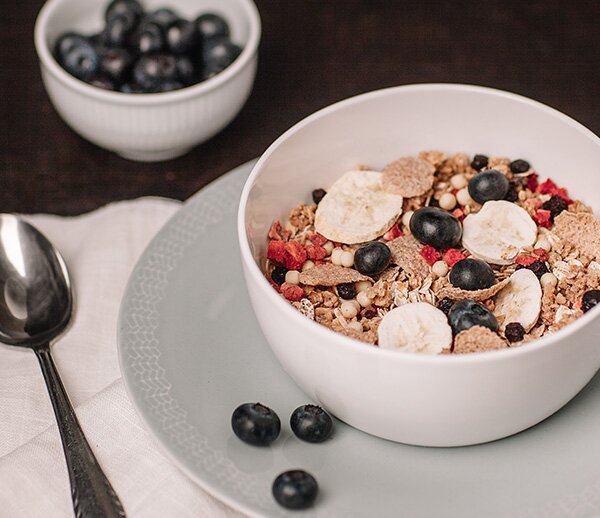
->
[34, 0, 261, 161]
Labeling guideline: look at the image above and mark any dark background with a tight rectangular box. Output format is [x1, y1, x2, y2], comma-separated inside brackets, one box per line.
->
[1, 0, 599, 215]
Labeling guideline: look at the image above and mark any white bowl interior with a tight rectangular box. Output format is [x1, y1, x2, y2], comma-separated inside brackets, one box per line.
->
[243, 85, 600, 264]
[42, 0, 252, 50]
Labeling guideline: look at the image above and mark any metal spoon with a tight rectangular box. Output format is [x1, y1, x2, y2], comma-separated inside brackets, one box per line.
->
[0, 214, 125, 517]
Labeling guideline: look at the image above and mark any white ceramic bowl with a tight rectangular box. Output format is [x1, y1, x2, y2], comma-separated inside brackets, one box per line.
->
[238, 84, 600, 447]
[34, 0, 260, 162]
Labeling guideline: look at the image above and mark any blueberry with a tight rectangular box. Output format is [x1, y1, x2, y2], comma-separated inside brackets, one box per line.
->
[516, 261, 548, 280]
[133, 54, 178, 89]
[105, 0, 143, 22]
[354, 242, 391, 276]
[504, 182, 519, 202]
[166, 19, 198, 54]
[175, 55, 196, 85]
[153, 79, 184, 92]
[337, 283, 356, 300]
[272, 470, 318, 510]
[468, 169, 509, 204]
[582, 290, 600, 313]
[312, 188, 326, 204]
[542, 196, 568, 220]
[449, 258, 495, 291]
[290, 404, 333, 443]
[504, 322, 525, 343]
[120, 82, 146, 93]
[231, 403, 280, 446]
[510, 159, 530, 174]
[409, 207, 462, 250]
[195, 13, 230, 40]
[101, 11, 139, 47]
[271, 266, 288, 286]
[87, 75, 115, 90]
[100, 47, 134, 83]
[436, 297, 454, 315]
[471, 154, 489, 171]
[203, 37, 242, 77]
[148, 7, 179, 28]
[132, 21, 165, 54]
[54, 33, 100, 80]
[448, 300, 498, 334]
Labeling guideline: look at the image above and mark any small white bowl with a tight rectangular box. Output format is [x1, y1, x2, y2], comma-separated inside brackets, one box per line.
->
[238, 84, 600, 447]
[34, 0, 261, 162]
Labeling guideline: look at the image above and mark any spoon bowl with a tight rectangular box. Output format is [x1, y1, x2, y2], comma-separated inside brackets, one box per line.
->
[0, 213, 125, 517]
[0, 214, 71, 348]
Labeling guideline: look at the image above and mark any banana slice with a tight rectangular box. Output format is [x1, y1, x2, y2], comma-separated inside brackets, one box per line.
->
[315, 170, 403, 244]
[493, 268, 542, 331]
[378, 302, 452, 354]
[462, 200, 537, 265]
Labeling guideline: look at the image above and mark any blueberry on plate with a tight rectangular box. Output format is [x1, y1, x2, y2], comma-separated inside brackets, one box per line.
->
[133, 53, 178, 89]
[290, 404, 333, 443]
[354, 242, 391, 276]
[272, 470, 318, 510]
[100, 47, 134, 83]
[409, 207, 462, 250]
[54, 33, 100, 81]
[448, 299, 498, 335]
[203, 37, 242, 77]
[165, 18, 198, 54]
[449, 258, 495, 291]
[132, 20, 165, 54]
[231, 402, 280, 446]
[195, 13, 230, 40]
[467, 169, 509, 204]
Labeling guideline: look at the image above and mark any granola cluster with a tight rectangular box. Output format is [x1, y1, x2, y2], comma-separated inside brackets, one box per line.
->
[264, 151, 599, 354]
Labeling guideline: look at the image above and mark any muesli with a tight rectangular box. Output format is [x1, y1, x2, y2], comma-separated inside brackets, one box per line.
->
[264, 152, 600, 354]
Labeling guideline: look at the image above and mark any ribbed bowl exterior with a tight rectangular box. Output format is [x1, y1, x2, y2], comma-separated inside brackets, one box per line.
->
[39, 57, 257, 161]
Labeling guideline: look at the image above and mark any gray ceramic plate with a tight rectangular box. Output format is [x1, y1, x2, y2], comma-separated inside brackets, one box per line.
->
[118, 160, 600, 518]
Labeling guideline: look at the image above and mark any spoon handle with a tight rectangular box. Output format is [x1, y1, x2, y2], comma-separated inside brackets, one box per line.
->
[35, 346, 126, 518]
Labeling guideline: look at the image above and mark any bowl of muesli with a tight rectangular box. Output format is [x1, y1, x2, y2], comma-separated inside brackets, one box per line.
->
[237, 83, 600, 446]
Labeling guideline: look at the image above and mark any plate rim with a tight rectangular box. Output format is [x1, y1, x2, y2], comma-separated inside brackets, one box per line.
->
[117, 159, 264, 518]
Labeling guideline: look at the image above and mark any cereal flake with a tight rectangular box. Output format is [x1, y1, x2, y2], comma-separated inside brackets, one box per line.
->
[382, 156, 436, 197]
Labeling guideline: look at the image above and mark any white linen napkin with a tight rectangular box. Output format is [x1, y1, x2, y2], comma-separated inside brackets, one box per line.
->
[0, 199, 242, 517]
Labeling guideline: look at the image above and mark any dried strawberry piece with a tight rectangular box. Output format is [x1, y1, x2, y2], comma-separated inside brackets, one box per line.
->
[452, 208, 465, 222]
[284, 240, 307, 270]
[515, 254, 538, 266]
[307, 233, 328, 246]
[420, 245, 441, 266]
[533, 209, 552, 228]
[537, 179, 572, 204]
[306, 244, 327, 261]
[267, 240, 288, 265]
[532, 248, 549, 261]
[268, 220, 291, 241]
[442, 248, 466, 267]
[268, 279, 281, 292]
[526, 173, 539, 192]
[383, 224, 404, 241]
[281, 283, 304, 301]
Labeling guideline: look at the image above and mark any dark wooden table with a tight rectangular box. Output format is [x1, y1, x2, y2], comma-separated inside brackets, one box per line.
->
[2, 0, 599, 215]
